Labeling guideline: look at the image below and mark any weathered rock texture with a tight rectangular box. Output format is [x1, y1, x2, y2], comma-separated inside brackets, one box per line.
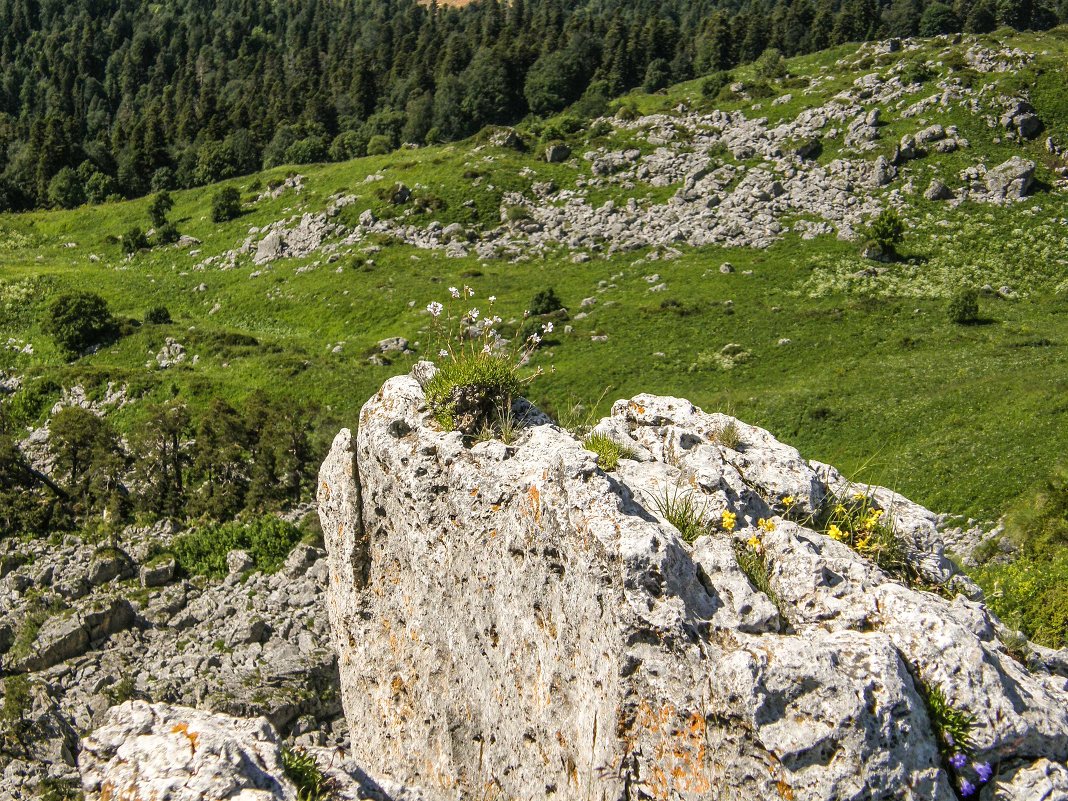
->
[78, 701, 432, 801]
[80, 701, 298, 801]
[319, 367, 1068, 801]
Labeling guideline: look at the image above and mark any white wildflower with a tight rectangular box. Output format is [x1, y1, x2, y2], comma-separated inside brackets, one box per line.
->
[438, 349, 449, 357]
[469, 308, 479, 320]
[449, 286, 460, 299]
[542, 321, 554, 333]
[426, 301, 443, 317]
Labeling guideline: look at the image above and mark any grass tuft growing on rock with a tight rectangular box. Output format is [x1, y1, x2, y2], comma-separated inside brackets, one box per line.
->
[583, 432, 635, 471]
[648, 486, 708, 543]
[282, 746, 336, 801]
[424, 352, 523, 433]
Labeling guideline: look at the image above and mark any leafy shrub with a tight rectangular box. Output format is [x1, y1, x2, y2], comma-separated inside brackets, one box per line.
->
[865, 209, 905, 258]
[753, 48, 786, 80]
[366, 134, 393, 156]
[8, 379, 61, 426]
[156, 222, 181, 245]
[947, 289, 980, 324]
[210, 187, 241, 223]
[583, 432, 635, 471]
[701, 71, 731, 99]
[42, 291, 117, 356]
[168, 517, 303, 578]
[122, 226, 149, 254]
[148, 191, 174, 227]
[528, 287, 564, 316]
[902, 59, 934, 85]
[144, 306, 172, 325]
[745, 80, 776, 99]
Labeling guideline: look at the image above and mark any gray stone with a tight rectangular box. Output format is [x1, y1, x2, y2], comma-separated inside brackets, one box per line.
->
[985, 157, 1035, 200]
[79, 701, 298, 801]
[88, 550, 132, 586]
[544, 144, 571, 163]
[227, 549, 255, 575]
[924, 179, 954, 200]
[377, 337, 409, 354]
[140, 556, 175, 588]
[256, 230, 286, 263]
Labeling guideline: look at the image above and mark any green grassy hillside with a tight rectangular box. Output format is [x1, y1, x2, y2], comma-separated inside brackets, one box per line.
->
[3, 28, 1068, 525]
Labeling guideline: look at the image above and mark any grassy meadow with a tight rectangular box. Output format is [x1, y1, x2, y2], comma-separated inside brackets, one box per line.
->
[2, 28, 1068, 528]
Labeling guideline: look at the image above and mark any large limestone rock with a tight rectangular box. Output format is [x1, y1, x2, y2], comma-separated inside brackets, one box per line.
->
[319, 368, 1068, 801]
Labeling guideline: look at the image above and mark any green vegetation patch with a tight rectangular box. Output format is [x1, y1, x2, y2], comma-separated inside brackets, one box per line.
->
[167, 517, 303, 579]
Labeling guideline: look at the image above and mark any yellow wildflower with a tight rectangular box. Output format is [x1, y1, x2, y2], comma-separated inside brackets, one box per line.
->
[828, 524, 846, 541]
[721, 510, 737, 532]
[747, 535, 762, 551]
[758, 517, 776, 533]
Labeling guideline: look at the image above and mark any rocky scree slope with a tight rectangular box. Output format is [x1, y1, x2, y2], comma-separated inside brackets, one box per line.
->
[206, 37, 1065, 278]
[318, 365, 1068, 801]
[0, 522, 343, 796]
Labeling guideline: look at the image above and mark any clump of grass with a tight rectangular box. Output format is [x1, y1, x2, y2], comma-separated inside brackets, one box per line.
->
[648, 486, 708, 543]
[474, 397, 522, 445]
[710, 419, 742, 450]
[921, 681, 975, 757]
[282, 746, 336, 801]
[733, 540, 778, 603]
[997, 629, 1033, 670]
[583, 432, 635, 471]
[425, 352, 523, 433]
[916, 678, 994, 795]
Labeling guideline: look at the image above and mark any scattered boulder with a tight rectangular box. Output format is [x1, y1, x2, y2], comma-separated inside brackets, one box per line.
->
[390, 183, 412, 205]
[985, 157, 1035, 200]
[377, 337, 410, 355]
[924, 179, 954, 201]
[544, 143, 571, 163]
[255, 230, 287, 263]
[140, 556, 176, 588]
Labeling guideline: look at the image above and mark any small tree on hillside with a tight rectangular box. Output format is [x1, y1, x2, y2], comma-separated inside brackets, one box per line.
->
[864, 209, 905, 260]
[42, 292, 117, 357]
[148, 191, 174, 227]
[210, 187, 241, 223]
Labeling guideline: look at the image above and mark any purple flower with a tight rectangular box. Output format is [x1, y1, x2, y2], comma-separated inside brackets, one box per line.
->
[949, 752, 967, 770]
[975, 762, 992, 783]
[960, 778, 976, 797]
[945, 732, 955, 747]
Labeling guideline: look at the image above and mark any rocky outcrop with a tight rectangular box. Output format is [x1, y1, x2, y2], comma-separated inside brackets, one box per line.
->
[319, 368, 1068, 801]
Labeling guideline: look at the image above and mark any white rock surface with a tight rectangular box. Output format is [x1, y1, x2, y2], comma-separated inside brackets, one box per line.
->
[79, 701, 297, 800]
